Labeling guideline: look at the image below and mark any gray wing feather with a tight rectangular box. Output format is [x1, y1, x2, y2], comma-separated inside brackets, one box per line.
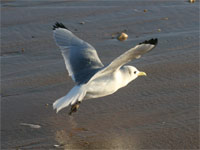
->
[105, 40, 157, 72]
[53, 28, 104, 84]
[88, 39, 158, 82]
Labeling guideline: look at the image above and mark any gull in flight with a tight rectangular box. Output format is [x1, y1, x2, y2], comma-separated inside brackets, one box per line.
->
[52, 22, 158, 115]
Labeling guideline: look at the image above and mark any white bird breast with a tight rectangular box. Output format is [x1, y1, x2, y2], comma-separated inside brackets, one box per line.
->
[85, 71, 123, 99]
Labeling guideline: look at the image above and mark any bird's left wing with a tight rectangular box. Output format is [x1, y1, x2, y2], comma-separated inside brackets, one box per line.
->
[105, 38, 158, 72]
[88, 38, 158, 82]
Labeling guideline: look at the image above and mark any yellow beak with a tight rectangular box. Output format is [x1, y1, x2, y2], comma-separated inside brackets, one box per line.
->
[138, 71, 147, 76]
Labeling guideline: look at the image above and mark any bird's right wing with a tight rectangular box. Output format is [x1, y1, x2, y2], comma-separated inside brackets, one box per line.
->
[53, 22, 104, 84]
[88, 38, 158, 82]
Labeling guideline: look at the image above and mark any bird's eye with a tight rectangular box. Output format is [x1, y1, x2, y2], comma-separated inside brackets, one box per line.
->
[134, 71, 137, 74]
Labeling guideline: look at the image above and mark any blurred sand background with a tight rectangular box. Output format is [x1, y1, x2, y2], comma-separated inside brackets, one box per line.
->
[1, 0, 199, 149]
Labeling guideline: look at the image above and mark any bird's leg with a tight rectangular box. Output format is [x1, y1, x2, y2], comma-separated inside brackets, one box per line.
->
[69, 101, 81, 115]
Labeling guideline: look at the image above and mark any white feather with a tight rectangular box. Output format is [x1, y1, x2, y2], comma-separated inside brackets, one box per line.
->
[53, 85, 86, 113]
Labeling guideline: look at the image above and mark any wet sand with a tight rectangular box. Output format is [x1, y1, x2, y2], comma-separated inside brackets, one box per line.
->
[1, 0, 199, 149]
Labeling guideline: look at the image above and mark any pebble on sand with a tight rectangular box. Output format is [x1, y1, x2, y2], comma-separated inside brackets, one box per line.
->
[21, 48, 25, 53]
[54, 144, 60, 148]
[143, 9, 148, 12]
[79, 21, 85, 25]
[162, 17, 169, 20]
[189, 0, 195, 3]
[117, 32, 128, 41]
[157, 29, 161, 32]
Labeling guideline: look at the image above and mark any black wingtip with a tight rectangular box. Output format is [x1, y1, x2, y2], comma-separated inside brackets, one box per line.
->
[53, 22, 68, 30]
[139, 38, 158, 45]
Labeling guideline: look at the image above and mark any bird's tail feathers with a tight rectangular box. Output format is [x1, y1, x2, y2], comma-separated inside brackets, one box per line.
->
[53, 85, 86, 113]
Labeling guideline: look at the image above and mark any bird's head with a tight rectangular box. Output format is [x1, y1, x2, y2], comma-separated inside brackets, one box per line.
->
[124, 66, 147, 82]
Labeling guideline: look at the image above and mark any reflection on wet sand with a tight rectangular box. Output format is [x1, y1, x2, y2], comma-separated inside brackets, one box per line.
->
[54, 116, 138, 149]
[55, 116, 90, 149]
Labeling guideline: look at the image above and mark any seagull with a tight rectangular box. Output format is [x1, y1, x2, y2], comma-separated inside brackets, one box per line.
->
[52, 22, 158, 115]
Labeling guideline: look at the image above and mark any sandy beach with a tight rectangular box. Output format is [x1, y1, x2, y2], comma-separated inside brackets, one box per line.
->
[1, 0, 199, 149]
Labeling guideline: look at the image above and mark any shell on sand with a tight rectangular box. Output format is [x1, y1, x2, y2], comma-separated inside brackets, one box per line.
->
[143, 9, 148, 12]
[20, 123, 41, 129]
[189, 0, 195, 3]
[117, 32, 128, 41]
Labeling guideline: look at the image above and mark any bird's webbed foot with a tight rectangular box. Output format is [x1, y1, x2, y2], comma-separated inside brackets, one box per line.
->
[69, 101, 81, 115]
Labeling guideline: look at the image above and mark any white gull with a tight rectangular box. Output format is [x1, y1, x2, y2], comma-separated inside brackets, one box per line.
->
[52, 22, 158, 115]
